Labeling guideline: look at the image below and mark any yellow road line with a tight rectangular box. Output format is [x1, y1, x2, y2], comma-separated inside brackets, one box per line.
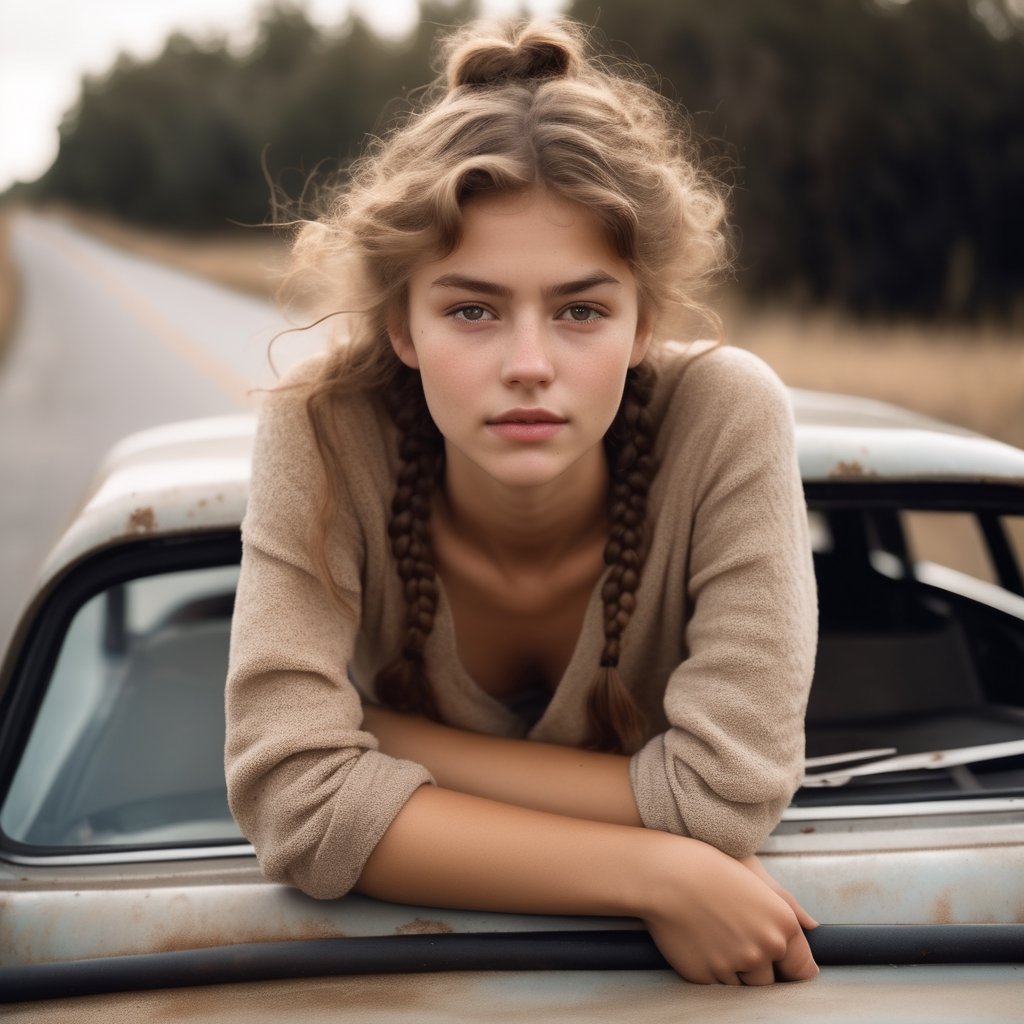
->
[34, 218, 256, 407]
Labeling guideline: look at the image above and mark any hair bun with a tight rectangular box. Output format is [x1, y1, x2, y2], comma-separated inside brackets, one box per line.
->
[444, 19, 584, 91]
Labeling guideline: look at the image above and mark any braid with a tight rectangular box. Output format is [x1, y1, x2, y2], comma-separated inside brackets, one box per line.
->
[374, 372, 445, 717]
[586, 362, 660, 754]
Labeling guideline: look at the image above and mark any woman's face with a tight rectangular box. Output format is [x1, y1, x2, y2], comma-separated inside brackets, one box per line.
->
[390, 187, 651, 496]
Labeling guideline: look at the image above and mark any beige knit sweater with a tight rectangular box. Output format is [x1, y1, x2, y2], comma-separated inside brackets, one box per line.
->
[225, 341, 817, 899]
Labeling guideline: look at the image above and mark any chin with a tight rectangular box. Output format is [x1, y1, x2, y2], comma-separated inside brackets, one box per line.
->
[477, 456, 585, 492]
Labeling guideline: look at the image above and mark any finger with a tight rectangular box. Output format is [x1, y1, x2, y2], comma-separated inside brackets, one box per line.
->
[739, 856, 819, 930]
[793, 902, 819, 931]
[681, 967, 719, 986]
[737, 965, 776, 987]
[716, 972, 744, 987]
[775, 886, 819, 930]
[774, 930, 820, 982]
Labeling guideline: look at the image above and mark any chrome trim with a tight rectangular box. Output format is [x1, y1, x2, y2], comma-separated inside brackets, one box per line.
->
[782, 796, 1023, 821]
[0, 842, 254, 868]
[916, 560, 1024, 619]
[871, 550, 1024, 619]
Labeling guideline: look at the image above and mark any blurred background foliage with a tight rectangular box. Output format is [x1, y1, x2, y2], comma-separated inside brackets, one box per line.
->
[26, 0, 1024, 321]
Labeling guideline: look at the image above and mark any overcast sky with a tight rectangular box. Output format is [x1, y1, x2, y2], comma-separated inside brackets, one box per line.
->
[1, 0, 565, 193]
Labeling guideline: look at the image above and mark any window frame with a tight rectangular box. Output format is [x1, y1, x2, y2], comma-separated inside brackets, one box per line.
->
[0, 531, 245, 863]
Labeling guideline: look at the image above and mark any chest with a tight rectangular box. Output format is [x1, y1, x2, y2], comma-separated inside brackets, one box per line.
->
[432, 531, 606, 701]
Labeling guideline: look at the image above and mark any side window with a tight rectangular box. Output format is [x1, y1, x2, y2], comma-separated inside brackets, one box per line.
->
[1005, 516, 1024, 577]
[901, 511, 996, 585]
[806, 509, 832, 553]
[1, 565, 242, 849]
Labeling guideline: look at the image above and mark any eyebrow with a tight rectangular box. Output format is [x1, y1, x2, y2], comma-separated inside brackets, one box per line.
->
[430, 271, 621, 298]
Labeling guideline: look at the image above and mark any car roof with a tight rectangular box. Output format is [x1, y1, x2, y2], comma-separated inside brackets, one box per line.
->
[790, 387, 1024, 485]
[32, 388, 1024, 590]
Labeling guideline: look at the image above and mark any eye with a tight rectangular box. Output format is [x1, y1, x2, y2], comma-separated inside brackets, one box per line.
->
[450, 305, 495, 322]
[558, 304, 603, 323]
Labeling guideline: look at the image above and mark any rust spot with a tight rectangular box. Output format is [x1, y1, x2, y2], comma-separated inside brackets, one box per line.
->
[395, 917, 454, 935]
[126, 506, 157, 534]
[929, 752, 943, 762]
[147, 915, 345, 955]
[932, 892, 953, 925]
[829, 460, 878, 479]
[799, 826, 816, 834]
[198, 498, 208, 508]
[835, 880, 884, 910]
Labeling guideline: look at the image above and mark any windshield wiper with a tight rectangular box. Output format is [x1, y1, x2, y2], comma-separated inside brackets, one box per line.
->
[802, 738, 1024, 788]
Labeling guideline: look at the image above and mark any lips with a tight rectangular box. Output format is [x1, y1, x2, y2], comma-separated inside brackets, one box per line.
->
[487, 409, 567, 442]
[488, 408, 567, 425]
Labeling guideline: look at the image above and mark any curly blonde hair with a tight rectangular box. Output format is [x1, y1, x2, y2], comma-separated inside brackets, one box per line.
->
[287, 16, 730, 752]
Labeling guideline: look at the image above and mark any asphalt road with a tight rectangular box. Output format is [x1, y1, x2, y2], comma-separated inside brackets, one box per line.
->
[0, 210, 320, 653]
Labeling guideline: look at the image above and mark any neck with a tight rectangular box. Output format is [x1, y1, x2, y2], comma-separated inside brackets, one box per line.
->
[439, 447, 609, 570]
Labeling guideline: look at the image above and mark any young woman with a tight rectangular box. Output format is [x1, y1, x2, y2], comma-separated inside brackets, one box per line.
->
[226, 17, 819, 987]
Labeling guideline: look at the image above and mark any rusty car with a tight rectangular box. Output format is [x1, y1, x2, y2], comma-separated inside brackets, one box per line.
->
[1, 386, 1023, 1020]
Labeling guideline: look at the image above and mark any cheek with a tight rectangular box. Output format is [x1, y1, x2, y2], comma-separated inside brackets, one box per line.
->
[571, 347, 633, 413]
[415, 349, 483, 435]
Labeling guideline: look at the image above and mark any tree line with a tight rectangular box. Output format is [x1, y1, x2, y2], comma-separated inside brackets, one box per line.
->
[28, 0, 1024, 320]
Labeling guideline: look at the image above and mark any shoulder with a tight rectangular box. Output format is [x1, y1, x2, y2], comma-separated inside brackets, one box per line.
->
[248, 351, 396, 511]
[648, 342, 792, 438]
[652, 341, 789, 407]
[644, 342, 798, 496]
[255, 351, 391, 459]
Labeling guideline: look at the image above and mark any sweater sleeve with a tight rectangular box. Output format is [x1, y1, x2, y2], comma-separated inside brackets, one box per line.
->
[630, 348, 817, 857]
[225, 373, 432, 900]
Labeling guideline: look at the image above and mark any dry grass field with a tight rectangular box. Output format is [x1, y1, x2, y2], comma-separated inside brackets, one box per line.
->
[725, 304, 1024, 450]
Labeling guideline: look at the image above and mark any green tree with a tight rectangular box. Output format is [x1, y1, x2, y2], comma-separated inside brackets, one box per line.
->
[569, 0, 1024, 317]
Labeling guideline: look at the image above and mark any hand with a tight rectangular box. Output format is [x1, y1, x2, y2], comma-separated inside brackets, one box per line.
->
[733, 854, 819, 984]
[737, 854, 819, 930]
[641, 837, 819, 986]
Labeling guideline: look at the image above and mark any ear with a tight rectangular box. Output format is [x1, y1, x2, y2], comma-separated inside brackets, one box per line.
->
[387, 314, 419, 369]
[629, 313, 654, 367]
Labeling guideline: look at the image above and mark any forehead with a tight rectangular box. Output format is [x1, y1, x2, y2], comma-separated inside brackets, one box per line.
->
[418, 187, 630, 280]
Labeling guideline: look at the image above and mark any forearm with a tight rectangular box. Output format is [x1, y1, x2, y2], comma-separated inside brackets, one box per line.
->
[356, 784, 650, 915]
[362, 705, 642, 827]
[356, 784, 818, 986]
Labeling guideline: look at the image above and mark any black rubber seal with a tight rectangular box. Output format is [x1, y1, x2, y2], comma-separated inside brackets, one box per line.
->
[2, 925, 1023, 1003]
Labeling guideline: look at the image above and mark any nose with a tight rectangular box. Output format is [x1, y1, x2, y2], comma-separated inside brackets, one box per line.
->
[499, 317, 554, 387]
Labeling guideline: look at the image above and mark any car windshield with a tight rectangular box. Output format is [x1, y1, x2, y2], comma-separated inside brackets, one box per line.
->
[1, 501, 1023, 854]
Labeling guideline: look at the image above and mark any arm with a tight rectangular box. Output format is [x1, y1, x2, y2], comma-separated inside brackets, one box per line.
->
[362, 703, 819, 975]
[226, 371, 432, 899]
[357, 784, 818, 986]
[361, 704, 642, 826]
[630, 348, 818, 857]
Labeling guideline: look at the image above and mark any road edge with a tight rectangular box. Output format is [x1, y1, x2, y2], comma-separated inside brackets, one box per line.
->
[0, 206, 22, 368]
